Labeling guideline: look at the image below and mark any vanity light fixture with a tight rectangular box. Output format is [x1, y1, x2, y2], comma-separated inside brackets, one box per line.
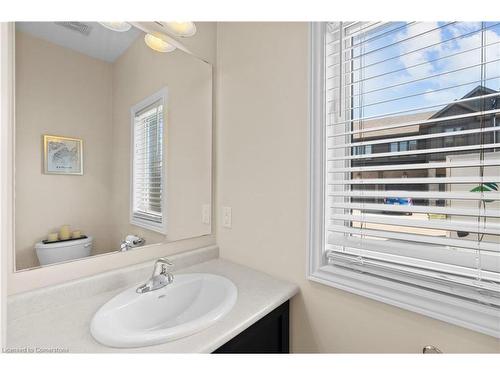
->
[162, 22, 197, 37]
[98, 22, 132, 32]
[144, 33, 177, 53]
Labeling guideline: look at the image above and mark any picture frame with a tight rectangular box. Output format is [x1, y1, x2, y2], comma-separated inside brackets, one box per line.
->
[43, 135, 83, 175]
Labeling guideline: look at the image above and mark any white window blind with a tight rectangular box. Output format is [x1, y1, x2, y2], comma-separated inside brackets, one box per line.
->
[323, 22, 500, 319]
[132, 96, 165, 230]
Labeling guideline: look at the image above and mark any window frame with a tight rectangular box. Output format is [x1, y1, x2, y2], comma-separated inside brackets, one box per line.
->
[307, 22, 500, 338]
[130, 88, 168, 234]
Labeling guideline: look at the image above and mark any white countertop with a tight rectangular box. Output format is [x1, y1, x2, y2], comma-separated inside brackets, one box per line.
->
[7, 253, 298, 353]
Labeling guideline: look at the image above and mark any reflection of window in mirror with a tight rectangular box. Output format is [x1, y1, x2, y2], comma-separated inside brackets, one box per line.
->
[130, 89, 167, 234]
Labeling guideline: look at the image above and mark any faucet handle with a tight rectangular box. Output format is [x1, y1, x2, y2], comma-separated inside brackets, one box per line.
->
[157, 257, 173, 270]
[153, 257, 174, 276]
[422, 345, 442, 354]
[157, 257, 173, 266]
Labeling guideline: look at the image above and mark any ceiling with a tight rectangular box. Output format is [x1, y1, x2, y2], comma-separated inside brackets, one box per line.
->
[16, 22, 142, 63]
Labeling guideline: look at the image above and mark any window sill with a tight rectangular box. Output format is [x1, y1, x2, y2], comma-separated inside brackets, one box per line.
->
[130, 217, 166, 234]
[308, 265, 500, 338]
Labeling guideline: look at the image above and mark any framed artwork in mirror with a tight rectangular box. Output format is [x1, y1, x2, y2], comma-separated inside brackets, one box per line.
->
[43, 135, 83, 175]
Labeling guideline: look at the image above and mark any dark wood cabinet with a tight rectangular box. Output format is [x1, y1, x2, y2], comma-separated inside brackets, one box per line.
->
[213, 300, 289, 353]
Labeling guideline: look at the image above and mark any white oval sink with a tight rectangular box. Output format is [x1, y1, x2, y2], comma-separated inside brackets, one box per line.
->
[90, 273, 237, 348]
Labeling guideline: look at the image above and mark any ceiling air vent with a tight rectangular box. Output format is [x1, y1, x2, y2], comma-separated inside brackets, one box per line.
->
[54, 22, 92, 36]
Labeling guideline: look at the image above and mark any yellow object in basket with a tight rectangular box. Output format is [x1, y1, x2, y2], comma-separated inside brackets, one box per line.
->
[59, 225, 71, 240]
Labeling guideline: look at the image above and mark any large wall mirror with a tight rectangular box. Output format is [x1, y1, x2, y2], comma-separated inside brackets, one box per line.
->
[14, 22, 213, 271]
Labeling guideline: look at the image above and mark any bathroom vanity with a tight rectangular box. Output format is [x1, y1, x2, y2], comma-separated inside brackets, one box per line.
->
[213, 301, 290, 353]
[7, 246, 298, 353]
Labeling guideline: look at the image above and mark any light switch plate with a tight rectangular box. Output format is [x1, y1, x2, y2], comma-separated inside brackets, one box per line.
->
[202, 204, 211, 225]
[222, 206, 232, 228]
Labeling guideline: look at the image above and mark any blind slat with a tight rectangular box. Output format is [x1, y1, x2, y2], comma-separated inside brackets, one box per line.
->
[328, 176, 500, 184]
[329, 159, 500, 172]
[329, 202, 499, 217]
[328, 190, 500, 201]
[329, 126, 500, 150]
[330, 213, 500, 235]
[327, 106, 500, 133]
[327, 225, 500, 253]
[328, 143, 500, 161]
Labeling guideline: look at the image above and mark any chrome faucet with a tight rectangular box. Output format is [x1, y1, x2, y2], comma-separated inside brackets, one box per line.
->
[136, 258, 174, 294]
[120, 235, 145, 252]
[120, 241, 130, 252]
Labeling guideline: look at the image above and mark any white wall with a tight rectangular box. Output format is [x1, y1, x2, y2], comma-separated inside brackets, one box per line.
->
[216, 22, 500, 353]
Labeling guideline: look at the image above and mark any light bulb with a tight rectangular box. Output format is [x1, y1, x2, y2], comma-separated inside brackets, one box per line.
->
[144, 33, 176, 53]
[98, 22, 132, 32]
[162, 22, 197, 37]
